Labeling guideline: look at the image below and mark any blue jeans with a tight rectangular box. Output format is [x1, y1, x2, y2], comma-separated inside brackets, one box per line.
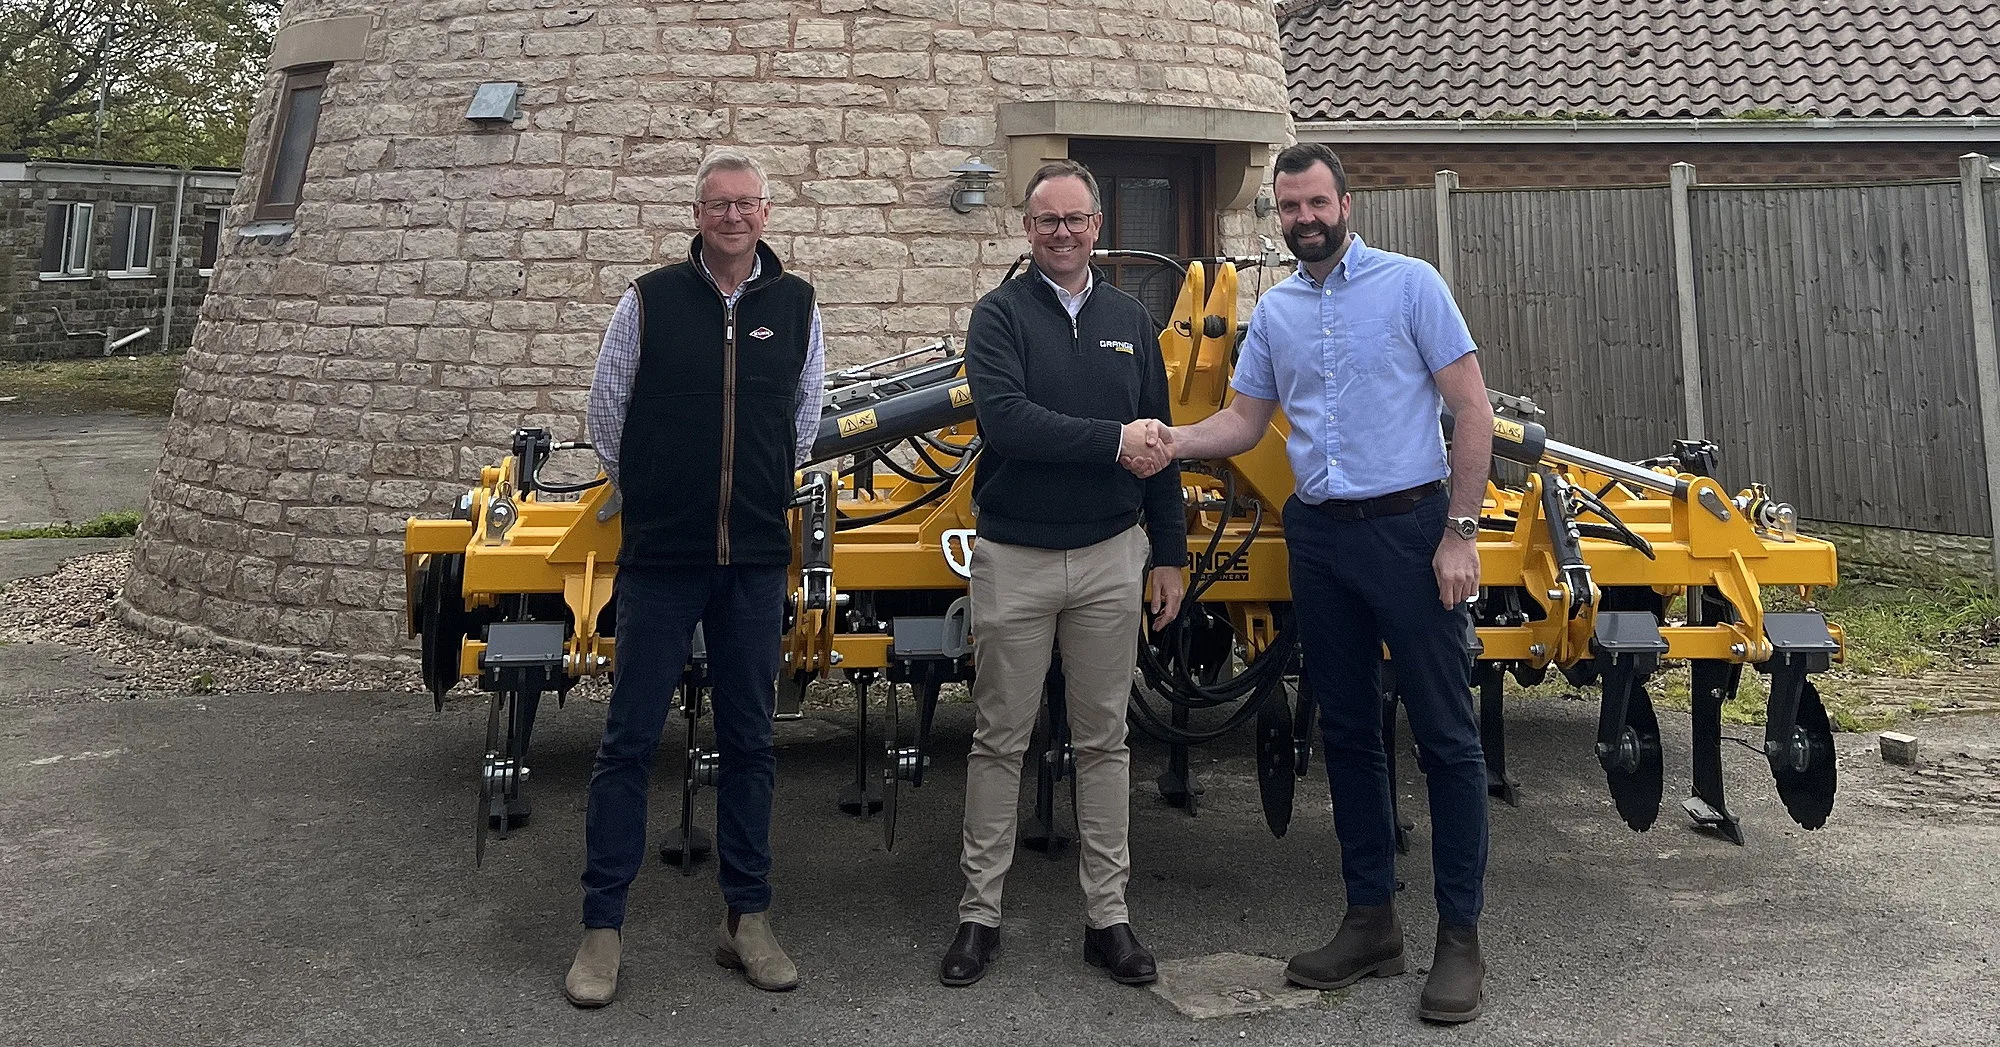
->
[581, 564, 785, 928]
[1284, 492, 1488, 927]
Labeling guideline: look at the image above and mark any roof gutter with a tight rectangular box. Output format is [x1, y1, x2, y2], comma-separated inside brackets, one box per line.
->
[1295, 117, 2000, 145]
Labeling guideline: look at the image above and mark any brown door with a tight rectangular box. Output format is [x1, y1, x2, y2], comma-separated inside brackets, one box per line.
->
[1067, 142, 1215, 325]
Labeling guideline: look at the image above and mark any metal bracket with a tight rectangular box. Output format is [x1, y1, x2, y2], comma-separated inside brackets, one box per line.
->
[889, 599, 973, 660]
[1591, 610, 1670, 658]
[480, 621, 567, 670]
[1761, 611, 1837, 673]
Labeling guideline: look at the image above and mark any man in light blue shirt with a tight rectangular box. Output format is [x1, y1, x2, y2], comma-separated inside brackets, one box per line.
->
[1155, 143, 1496, 1024]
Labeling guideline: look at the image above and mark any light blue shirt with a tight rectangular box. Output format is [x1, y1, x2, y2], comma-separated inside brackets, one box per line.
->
[1230, 236, 1478, 502]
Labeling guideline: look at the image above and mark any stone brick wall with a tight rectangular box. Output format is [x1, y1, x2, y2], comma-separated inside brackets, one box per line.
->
[1318, 140, 1993, 189]
[1807, 520, 1996, 592]
[121, 0, 1293, 654]
[1, 167, 236, 361]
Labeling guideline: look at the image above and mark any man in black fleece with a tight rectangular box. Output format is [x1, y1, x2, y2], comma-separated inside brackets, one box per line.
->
[938, 160, 1187, 988]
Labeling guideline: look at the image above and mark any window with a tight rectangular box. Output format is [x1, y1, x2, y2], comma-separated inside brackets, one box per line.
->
[1066, 143, 1215, 325]
[198, 209, 223, 274]
[38, 202, 93, 278]
[255, 66, 329, 221]
[108, 203, 156, 276]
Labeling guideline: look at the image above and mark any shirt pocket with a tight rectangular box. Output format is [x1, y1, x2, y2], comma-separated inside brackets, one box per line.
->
[1341, 316, 1401, 377]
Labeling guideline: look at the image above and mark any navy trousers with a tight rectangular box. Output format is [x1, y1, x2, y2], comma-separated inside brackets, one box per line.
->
[580, 563, 785, 928]
[1284, 491, 1489, 927]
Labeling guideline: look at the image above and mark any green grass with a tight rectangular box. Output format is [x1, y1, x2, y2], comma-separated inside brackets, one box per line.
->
[1517, 581, 1997, 732]
[1789, 580, 1999, 678]
[0, 354, 183, 415]
[1807, 581, 1998, 729]
[0, 510, 143, 540]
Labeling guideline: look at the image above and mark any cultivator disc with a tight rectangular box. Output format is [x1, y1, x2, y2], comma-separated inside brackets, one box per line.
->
[1601, 682, 1665, 832]
[1770, 679, 1838, 830]
[419, 553, 471, 708]
[1255, 681, 1299, 838]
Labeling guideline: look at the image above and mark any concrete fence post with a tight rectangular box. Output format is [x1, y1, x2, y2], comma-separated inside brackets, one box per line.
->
[1669, 161, 1705, 441]
[1958, 153, 2000, 591]
[1433, 169, 1459, 286]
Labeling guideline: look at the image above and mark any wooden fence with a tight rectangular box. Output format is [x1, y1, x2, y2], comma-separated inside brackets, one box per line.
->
[1348, 156, 2000, 579]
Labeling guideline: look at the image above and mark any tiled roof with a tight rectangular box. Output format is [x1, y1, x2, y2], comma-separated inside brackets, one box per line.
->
[1282, 1, 2000, 120]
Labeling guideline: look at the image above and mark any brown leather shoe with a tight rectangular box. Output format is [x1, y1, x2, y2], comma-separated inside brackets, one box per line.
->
[1284, 903, 1406, 989]
[1083, 923, 1158, 985]
[563, 927, 620, 1008]
[939, 921, 1001, 987]
[714, 911, 800, 991]
[1418, 923, 1485, 1023]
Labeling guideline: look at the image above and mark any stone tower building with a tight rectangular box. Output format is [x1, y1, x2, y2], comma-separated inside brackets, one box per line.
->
[120, 0, 1294, 654]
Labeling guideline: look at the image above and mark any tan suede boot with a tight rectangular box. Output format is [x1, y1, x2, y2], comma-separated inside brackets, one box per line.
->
[714, 911, 800, 991]
[564, 928, 620, 1008]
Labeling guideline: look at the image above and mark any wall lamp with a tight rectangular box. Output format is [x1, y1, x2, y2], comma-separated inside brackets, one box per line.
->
[949, 158, 1000, 213]
[466, 82, 522, 123]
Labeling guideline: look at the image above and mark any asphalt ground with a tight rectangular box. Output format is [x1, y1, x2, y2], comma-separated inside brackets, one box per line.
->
[0, 409, 164, 531]
[0, 536, 129, 586]
[3, 405, 1995, 1045]
[3, 682, 1996, 1047]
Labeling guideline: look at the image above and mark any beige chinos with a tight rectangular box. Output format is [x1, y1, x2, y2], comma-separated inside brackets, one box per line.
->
[957, 524, 1147, 930]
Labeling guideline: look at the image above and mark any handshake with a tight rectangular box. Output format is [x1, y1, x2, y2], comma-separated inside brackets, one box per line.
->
[1117, 418, 1177, 478]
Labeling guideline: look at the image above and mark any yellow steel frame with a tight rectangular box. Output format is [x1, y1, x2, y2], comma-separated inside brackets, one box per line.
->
[406, 261, 1841, 689]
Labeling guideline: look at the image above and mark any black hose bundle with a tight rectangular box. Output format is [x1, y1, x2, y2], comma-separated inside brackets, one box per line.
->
[833, 435, 981, 531]
[1128, 619, 1297, 746]
[1127, 475, 1298, 746]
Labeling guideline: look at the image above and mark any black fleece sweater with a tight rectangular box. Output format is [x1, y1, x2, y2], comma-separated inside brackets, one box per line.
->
[963, 264, 1187, 568]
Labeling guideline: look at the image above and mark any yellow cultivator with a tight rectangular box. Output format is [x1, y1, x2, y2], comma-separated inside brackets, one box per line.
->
[408, 252, 1843, 864]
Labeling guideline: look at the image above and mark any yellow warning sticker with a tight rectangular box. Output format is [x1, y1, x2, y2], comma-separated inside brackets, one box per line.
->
[838, 409, 879, 439]
[1494, 417, 1526, 443]
[949, 384, 972, 408]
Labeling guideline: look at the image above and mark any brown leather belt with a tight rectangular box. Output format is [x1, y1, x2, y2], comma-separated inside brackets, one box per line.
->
[1308, 480, 1447, 521]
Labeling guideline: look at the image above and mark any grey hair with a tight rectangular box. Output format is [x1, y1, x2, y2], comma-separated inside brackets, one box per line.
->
[695, 149, 770, 200]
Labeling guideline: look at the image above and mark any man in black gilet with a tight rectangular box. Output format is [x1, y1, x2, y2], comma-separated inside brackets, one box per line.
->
[564, 149, 826, 1007]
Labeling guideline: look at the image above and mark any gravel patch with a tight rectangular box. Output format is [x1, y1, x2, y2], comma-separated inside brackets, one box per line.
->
[0, 547, 945, 713]
[0, 548, 430, 702]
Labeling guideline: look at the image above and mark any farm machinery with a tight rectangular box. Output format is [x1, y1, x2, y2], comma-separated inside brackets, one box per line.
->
[405, 252, 1845, 865]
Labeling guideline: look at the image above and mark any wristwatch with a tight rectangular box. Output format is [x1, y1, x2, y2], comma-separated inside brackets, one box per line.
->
[1446, 516, 1479, 541]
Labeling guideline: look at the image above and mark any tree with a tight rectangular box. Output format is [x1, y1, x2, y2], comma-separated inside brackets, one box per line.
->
[0, 0, 280, 169]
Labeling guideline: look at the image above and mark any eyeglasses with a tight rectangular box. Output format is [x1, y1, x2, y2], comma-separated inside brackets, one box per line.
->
[697, 198, 767, 217]
[1028, 212, 1099, 234]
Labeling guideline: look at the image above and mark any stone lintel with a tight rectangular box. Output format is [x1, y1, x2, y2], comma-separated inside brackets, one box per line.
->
[269, 15, 374, 72]
[998, 101, 1289, 208]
